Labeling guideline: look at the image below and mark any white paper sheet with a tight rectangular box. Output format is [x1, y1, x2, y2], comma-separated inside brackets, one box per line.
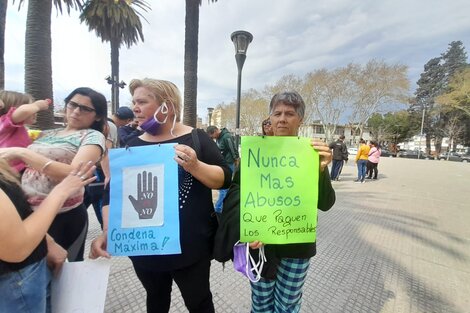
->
[51, 259, 111, 313]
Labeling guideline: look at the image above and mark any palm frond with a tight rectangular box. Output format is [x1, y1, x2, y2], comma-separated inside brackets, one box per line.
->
[80, 0, 150, 48]
[15, 0, 84, 14]
[53, 0, 84, 14]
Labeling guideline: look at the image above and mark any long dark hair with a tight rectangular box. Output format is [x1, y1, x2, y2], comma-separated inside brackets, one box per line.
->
[64, 87, 108, 135]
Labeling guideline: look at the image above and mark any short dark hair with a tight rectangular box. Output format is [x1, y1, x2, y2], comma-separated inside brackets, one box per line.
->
[269, 91, 305, 119]
[64, 87, 107, 134]
[206, 125, 218, 135]
[339, 135, 345, 140]
[115, 106, 134, 120]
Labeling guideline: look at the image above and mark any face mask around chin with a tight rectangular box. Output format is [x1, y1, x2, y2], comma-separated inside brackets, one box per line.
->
[140, 102, 170, 135]
[140, 117, 160, 135]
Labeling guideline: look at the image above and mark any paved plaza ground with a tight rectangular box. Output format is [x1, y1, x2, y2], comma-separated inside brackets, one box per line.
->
[84, 157, 470, 313]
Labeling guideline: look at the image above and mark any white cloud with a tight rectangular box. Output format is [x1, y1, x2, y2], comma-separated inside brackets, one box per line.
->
[5, 0, 470, 119]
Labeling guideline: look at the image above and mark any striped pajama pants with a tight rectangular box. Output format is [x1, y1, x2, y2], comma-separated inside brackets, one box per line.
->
[250, 258, 310, 313]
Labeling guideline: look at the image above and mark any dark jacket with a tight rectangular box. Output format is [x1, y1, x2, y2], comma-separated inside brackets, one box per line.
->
[217, 128, 239, 164]
[329, 139, 348, 161]
[118, 125, 143, 148]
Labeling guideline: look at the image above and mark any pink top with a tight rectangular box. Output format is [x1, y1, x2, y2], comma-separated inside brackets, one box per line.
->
[0, 107, 32, 172]
[368, 147, 381, 163]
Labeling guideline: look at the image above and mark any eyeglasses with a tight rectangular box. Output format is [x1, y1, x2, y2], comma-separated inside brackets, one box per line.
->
[263, 121, 271, 126]
[67, 101, 96, 113]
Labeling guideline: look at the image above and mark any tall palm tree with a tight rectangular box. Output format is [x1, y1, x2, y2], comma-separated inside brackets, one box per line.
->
[183, 0, 217, 127]
[17, 0, 83, 129]
[80, 0, 149, 114]
[0, 0, 7, 89]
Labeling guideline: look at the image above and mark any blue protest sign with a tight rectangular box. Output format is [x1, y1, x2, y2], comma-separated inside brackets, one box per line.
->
[107, 144, 180, 256]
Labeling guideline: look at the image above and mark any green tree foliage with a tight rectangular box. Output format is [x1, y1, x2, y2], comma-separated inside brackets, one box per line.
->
[412, 41, 468, 153]
[410, 57, 445, 152]
[436, 67, 470, 116]
[80, 0, 149, 113]
[367, 113, 386, 140]
[441, 41, 468, 85]
[436, 67, 470, 146]
[368, 111, 412, 146]
[411, 57, 444, 114]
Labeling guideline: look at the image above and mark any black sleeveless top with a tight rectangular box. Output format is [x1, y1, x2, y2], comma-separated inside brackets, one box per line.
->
[0, 177, 47, 275]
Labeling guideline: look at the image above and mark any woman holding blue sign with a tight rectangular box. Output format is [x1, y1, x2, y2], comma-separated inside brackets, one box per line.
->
[244, 92, 335, 313]
[90, 78, 231, 313]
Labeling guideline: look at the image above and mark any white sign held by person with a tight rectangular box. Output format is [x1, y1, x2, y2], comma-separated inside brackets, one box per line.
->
[51, 259, 111, 313]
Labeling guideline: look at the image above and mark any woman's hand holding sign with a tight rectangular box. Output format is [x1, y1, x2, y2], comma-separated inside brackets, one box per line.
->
[174, 144, 199, 172]
[311, 139, 332, 171]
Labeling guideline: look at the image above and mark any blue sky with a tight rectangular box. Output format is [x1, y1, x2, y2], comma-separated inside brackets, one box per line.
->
[5, 0, 470, 120]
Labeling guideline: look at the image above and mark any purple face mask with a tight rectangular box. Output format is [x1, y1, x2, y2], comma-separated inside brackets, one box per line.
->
[233, 242, 265, 282]
[140, 102, 177, 136]
[140, 116, 160, 135]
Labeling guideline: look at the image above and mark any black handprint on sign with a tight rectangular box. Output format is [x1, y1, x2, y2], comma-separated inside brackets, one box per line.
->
[128, 171, 158, 219]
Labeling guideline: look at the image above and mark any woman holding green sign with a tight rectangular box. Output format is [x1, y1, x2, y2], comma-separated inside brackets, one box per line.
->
[249, 91, 336, 313]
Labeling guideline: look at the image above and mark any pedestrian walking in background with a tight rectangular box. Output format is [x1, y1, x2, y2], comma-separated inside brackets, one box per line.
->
[366, 140, 381, 180]
[329, 135, 348, 181]
[355, 139, 370, 183]
[206, 125, 239, 213]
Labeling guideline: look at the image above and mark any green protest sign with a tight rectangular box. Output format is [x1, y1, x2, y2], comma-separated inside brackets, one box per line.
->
[240, 136, 319, 244]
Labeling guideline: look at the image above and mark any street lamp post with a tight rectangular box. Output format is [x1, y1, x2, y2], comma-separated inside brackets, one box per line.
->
[106, 75, 127, 114]
[231, 30, 253, 148]
[207, 107, 214, 126]
[417, 104, 426, 159]
[394, 124, 400, 149]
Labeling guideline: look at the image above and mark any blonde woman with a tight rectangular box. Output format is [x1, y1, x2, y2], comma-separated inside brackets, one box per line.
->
[90, 78, 231, 313]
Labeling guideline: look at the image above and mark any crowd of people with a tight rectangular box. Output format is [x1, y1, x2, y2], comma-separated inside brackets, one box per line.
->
[329, 135, 383, 183]
[0, 83, 339, 313]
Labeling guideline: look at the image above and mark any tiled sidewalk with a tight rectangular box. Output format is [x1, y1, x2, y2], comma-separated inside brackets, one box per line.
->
[85, 158, 470, 313]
